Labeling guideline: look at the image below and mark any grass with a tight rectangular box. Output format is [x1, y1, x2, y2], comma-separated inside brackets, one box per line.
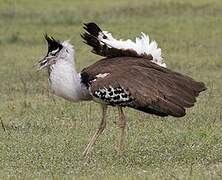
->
[0, 0, 222, 179]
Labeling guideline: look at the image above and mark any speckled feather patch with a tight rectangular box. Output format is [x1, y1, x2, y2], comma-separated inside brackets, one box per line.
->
[92, 86, 134, 105]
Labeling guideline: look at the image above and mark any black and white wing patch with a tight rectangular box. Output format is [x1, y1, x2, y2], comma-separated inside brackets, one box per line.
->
[81, 22, 166, 67]
[80, 70, 135, 106]
[92, 86, 134, 106]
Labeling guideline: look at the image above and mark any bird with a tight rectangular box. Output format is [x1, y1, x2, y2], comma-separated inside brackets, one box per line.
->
[37, 22, 206, 157]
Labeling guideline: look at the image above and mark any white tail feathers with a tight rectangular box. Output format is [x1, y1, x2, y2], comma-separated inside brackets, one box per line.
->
[98, 31, 166, 67]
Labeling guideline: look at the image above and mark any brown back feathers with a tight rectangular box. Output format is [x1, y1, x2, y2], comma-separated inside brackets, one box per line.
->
[81, 57, 206, 117]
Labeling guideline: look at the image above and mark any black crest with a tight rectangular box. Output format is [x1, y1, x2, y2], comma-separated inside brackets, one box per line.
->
[44, 34, 63, 54]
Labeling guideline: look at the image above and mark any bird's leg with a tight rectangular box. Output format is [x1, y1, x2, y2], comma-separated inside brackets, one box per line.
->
[83, 104, 108, 157]
[115, 107, 127, 156]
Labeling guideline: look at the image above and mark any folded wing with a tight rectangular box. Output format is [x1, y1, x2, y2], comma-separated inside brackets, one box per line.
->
[81, 57, 206, 117]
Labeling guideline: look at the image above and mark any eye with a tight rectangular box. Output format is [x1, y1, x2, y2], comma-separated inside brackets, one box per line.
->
[51, 52, 57, 56]
[50, 48, 59, 56]
[66, 49, 69, 53]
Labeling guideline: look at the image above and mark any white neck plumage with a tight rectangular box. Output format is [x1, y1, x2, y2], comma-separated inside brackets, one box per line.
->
[48, 41, 90, 102]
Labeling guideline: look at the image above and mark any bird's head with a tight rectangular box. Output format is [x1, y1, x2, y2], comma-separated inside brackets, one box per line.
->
[37, 34, 74, 70]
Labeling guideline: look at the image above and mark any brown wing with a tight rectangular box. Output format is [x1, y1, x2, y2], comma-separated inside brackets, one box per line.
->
[81, 57, 206, 117]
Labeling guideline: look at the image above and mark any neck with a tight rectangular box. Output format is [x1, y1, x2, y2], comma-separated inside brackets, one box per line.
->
[49, 48, 90, 102]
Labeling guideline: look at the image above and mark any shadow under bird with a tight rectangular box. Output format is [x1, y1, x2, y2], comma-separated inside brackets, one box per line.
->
[37, 22, 206, 157]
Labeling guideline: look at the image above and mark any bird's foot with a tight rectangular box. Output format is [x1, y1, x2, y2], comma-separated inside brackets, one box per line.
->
[83, 145, 93, 157]
[115, 141, 125, 157]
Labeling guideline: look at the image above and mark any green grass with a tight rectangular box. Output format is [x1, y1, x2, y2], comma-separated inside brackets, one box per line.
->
[0, 0, 221, 179]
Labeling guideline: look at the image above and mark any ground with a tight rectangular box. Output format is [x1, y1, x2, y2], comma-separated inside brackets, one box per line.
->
[0, 0, 222, 179]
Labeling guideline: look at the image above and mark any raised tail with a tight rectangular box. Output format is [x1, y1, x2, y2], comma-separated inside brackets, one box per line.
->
[81, 22, 166, 67]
